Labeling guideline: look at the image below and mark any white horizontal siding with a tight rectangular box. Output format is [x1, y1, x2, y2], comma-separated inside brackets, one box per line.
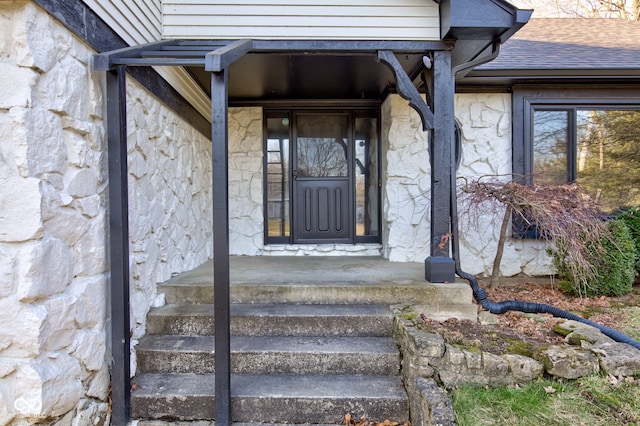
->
[82, 0, 212, 119]
[162, 0, 440, 40]
[84, 0, 162, 44]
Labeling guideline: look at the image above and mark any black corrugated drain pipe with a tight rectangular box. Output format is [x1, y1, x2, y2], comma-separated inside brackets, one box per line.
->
[448, 135, 640, 351]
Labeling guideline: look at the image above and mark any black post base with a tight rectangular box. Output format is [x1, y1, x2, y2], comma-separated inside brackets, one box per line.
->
[425, 256, 456, 283]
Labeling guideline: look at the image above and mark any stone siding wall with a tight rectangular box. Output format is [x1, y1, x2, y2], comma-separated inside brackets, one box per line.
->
[455, 94, 551, 276]
[381, 95, 432, 262]
[381, 94, 552, 274]
[0, 2, 212, 424]
[127, 82, 213, 367]
[228, 107, 263, 256]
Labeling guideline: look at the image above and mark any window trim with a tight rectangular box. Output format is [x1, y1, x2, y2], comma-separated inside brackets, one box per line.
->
[512, 85, 640, 237]
[513, 85, 640, 182]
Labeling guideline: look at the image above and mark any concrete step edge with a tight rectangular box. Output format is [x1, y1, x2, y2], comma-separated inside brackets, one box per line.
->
[131, 373, 409, 423]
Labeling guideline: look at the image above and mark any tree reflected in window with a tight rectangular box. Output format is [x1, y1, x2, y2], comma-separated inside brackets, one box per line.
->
[533, 108, 640, 214]
[577, 110, 640, 213]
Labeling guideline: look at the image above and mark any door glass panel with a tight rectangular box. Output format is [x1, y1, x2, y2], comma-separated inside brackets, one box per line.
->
[266, 117, 290, 237]
[355, 117, 379, 237]
[296, 115, 348, 177]
[533, 110, 569, 185]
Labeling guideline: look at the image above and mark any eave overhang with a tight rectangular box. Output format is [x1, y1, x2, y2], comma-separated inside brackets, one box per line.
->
[460, 68, 640, 88]
[93, 39, 454, 103]
[438, 0, 532, 77]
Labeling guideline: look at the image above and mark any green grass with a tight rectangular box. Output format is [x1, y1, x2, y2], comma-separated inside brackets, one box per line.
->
[622, 307, 640, 341]
[451, 376, 640, 425]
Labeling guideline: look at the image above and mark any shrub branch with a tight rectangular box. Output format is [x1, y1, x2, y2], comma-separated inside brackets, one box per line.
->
[459, 177, 611, 295]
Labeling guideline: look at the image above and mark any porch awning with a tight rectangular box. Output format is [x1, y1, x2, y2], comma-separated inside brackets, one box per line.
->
[94, 39, 453, 103]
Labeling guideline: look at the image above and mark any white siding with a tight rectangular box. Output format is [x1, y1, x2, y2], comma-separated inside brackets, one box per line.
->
[83, 0, 212, 119]
[163, 0, 440, 40]
[84, 0, 162, 43]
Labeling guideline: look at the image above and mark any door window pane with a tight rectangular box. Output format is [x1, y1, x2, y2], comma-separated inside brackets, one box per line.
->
[533, 110, 569, 185]
[296, 115, 348, 177]
[355, 117, 379, 237]
[577, 110, 640, 213]
[266, 117, 290, 237]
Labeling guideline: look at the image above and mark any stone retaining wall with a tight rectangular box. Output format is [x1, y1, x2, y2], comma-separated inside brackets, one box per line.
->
[394, 311, 640, 424]
[0, 2, 212, 424]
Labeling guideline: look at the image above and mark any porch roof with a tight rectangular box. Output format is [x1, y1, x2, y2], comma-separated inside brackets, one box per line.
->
[93, 39, 452, 103]
[93, 0, 531, 103]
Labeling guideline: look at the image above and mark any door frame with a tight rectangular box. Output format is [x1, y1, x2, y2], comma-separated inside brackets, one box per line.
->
[263, 107, 381, 245]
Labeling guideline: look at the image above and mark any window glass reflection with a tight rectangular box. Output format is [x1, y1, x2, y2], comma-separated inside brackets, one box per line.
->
[533, 110, 569, 185]
[576, 110, 640, 213]
[355, 117, 378, 237]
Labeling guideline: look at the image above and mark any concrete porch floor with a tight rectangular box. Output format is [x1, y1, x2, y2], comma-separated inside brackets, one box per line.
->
[161, 256, 478, 321]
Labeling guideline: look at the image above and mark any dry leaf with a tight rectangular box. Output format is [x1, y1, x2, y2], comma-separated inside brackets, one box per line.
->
[544, 386, 556, 394]
[606, 374, 619, 385]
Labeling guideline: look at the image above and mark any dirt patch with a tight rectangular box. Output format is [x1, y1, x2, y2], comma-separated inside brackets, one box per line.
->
[418, 277, 640, 356]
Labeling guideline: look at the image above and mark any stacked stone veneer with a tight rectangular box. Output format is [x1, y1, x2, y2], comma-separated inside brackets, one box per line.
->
[381, 94, 552, 274]
[0, 2, 212, 424]
[226, 94, 551, 272]
[455, 94, 552, 276]
[127, 79, 213, 365]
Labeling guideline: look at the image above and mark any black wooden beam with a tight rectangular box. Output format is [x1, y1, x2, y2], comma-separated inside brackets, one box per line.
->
[252, 39, 453, 53]
[93, 40, 175, 71]
[107, 65, 131, 425]
[377, 50, 434, 131]
[212, 69, 231, 425]
[425, 50, 456, 283]
[206, 39, 254, 72]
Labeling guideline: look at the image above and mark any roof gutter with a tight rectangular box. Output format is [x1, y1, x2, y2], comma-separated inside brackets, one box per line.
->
[453, 8, 533, 76]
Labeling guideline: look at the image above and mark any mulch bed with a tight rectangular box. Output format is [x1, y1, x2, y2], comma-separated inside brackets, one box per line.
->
[418, 277, 640, 356]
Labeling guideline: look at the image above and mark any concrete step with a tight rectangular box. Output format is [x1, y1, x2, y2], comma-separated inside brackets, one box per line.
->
[158, 257, 473, 307]
[146, 304, 393, 337]
[136, 335, 400, 375]
[160, 280, 473, 306]
[131, 373, 409, 423]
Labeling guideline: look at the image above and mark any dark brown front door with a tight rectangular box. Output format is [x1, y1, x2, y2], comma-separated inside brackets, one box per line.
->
[293, 113, 352, 243]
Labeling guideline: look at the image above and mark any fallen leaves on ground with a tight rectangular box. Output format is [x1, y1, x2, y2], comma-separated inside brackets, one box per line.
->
[418, 278, 640, 355]
[343, 413, 410, 426]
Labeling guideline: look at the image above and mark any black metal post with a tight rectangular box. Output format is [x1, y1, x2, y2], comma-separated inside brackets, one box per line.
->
[212, 69, 231, 425]
[425, 50, 456, 283]
[107, 65, 131, 425]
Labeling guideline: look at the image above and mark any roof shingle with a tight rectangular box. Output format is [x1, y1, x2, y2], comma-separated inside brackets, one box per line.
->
[478, 18, 640, 70]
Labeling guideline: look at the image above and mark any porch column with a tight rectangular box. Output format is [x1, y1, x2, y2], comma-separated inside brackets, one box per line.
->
[107, 65, 131, 425]
[211, 68, 231, 425]
[425, 50, 456, 283]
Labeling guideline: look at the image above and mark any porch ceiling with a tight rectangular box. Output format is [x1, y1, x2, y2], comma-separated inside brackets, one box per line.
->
[95, 40, 447, 103]
[196, 53, 422, 102]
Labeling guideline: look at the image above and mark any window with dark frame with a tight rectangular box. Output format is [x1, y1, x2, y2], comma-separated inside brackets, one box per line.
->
[513, 88, 640, 236]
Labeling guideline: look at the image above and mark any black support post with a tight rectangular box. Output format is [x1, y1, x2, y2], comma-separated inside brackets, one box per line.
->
[212, 69, 231, 425]
[425, 50, 456, 283]
[107, 65, 131, 425]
